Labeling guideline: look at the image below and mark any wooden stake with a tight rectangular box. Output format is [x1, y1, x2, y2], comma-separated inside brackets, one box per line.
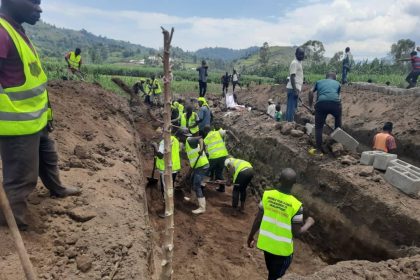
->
[0, 180, 36, 280]
[160, 26, 175, 280]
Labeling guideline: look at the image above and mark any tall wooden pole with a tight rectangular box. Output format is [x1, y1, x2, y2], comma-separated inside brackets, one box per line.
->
[0, 179, 37, 280]
[160, 26, 175, 280]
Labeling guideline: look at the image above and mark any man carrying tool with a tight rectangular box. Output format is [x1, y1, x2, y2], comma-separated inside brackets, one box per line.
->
[203, 125, 229, 192]
[247, 168, 315, 280]
[225, 157, 254, 214]
[197, 97, 211, 137]
[398, 50, 420, 89]
[64, 48, 83, 79]
[373, 122, 397, 154]
[183, 134, 209, 215]
[151, 131, 181, 218]
[0, 0, 81, 230]
[180, 105, 199, 136]
[285, 47, 305, 122]
[309, 72, 342, 154]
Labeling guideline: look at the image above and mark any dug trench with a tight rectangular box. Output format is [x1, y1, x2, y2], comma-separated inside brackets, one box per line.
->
[144, 92, 420, 278]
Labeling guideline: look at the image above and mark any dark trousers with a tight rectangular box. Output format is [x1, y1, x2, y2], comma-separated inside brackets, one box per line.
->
[208, 156, 227, 190]
[232, 81, 241, 92]
[264, 251, 293, 280]
[405, 71, 420, 88]
[222, 83, 229, 96]
[159, 172, 178, 197]
[315, 101, 342, 150]
[285, 88, 298, 122]
[199, 81, 207, 97]
[342, 65, 349, 84]
[0, 127, 66, 219]
[232, 168, 254, 207]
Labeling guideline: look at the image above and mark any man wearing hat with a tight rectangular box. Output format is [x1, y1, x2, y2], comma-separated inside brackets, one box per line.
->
[267, 99, 276, 118]
[373, 122, 397, 153]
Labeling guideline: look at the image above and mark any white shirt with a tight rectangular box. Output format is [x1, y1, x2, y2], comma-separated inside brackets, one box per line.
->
[232, 74, 238, 82]
[267, 104, 276, 118]
[286, 59, 304, 91]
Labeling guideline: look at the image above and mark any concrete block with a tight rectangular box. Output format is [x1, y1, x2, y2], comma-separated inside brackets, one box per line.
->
[360, 151, 386, 165]
[373, 153, 398, 171]
[384, 166, 420, 196]
[331, 128, 359, 152]
[305, 123, 314, 135]
[388, 159, 420, 177]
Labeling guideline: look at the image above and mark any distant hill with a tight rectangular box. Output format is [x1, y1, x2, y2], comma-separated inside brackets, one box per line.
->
[194, 47, 259, 61]
[24, 21, 154, 63]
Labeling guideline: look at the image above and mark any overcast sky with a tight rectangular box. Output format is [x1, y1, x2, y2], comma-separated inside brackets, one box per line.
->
[40, 0, 420, 60]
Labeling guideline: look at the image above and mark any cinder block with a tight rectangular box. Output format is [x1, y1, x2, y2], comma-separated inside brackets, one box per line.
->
[360, 151, 386, 165]
[388, 159, 420, 177]
[331, 128, 359, 152]
[373, 153, 398, 171]
[305, 123, 314, 135]
[384, 166, 420, 196]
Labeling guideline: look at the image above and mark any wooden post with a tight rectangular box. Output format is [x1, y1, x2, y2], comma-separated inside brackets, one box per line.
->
[0, 180, 37, 280]
[160, 26, 175, 280]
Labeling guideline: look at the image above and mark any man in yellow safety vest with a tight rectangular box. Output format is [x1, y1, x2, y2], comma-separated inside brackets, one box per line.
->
[224, 157, 254, 214]
[0, 0, 81, 230]
[247, 168, 315, 280]
[203, 125, 229, 192]
[65, 48, 82, 79]
[149, 74, 162, 106]
[180, 105, 199, 136]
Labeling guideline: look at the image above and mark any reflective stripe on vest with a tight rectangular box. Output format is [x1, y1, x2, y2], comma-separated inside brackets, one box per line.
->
[0, 18, 50, 136]
[181, 112, 199, 134]
[68, 52, 81, 69]
[185, 139, 209, 169]
[257, 190, 302, 256]
[232, 159, 252, 183]
[204, 130, 229, 159]
[373, 132, 390, 153]
[155, 136, 181, 172]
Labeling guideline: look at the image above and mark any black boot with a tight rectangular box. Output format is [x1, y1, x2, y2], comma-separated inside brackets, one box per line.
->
[216, 184, 225, 192]
[50, 186, 81, 198]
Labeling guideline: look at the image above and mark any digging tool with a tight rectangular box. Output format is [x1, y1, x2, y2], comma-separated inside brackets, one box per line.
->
[0, 180, 36, 280]
[298, 97, 334, 132]
[147, 157, 158, 185]
[227, 130, 240, 143]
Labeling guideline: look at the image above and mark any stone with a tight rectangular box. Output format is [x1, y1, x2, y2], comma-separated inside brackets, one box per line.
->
[331, 143, 345, 157]
[68, 156, 84, 168]
[65, 248, 78, 259]
[290, 129, 304, 138]
[68, 207, 96, 222]
[74, 145, 90, 160]
[360, 151, 386, 165]
[373, 153, 398, 171]
[76, 255, 93, 272]
[359, 166, 374, 177]
[340, 155, 357, 165]
[331, 128, 359, 152]
[280, 122, 294, 135]
[305, 123, 314, 135]
[384, 166, 420, 196]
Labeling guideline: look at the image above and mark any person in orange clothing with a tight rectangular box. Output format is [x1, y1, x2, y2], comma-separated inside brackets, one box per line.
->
[373, 122, 397, 153]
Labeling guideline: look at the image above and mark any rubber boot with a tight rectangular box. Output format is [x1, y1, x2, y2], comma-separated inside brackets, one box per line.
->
[192, 197, 206, 215]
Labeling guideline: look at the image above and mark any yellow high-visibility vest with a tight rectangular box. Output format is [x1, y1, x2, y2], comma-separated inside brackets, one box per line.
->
[185, 139, 209, 169]
[231, 158, 252, 183]
[151, 79, 162, 94]
[181, 112, 199, 134]
[0, 18, 52, 136]
[204, 129, 228, 159]
[257, 190, 302, 256]
[68, 51, 81, 69]
[155, 136, 181, 172]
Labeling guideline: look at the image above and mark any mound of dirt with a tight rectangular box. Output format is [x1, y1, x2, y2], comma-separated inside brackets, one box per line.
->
[0, 81, 152, 280]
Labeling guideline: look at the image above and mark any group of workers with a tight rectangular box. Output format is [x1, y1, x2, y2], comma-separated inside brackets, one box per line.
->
[220, 69, 241, 96]
[152, 96, 255, 216]
[132, 75, 162, 106]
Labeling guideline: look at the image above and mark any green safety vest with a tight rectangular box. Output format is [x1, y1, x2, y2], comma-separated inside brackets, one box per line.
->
[0, 18, 52, 136]
[185, 139, 209, 169]
[155, 136, 181, 172]
[68, 51, 81, 69]
[204, 129, 229, 159]
[151, 79, 162, 94]
[181, 112, 199, 134]
[257, 190, 302, 256]
[231, 158, 252, 183]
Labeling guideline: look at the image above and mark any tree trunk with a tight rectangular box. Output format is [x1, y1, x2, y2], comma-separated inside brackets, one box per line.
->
[160, 27, 175, 280]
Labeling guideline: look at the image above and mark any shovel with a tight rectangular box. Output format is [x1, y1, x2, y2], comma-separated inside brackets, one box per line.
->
[147, 157, 158, 185]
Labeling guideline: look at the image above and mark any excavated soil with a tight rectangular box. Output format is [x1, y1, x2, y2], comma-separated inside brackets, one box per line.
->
[0, 81, 152, 280]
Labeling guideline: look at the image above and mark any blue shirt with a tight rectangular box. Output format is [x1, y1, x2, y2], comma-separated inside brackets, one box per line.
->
[196, 66, 208, 82]
[198, 106, 211, 130]
[314, 79, 341, 103]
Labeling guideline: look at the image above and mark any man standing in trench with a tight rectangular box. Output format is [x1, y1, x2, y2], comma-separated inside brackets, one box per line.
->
[248, 168, 315, 280]
[0, 0, 80, 229]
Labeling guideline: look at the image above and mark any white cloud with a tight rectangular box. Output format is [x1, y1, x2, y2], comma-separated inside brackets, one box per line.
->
[41, 0, 420, 60]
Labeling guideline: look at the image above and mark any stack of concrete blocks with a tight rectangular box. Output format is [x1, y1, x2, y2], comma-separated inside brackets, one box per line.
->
[360, 151, 386, 165]
[331, 128, 359, 152]
[372, 153, 398, 171]
[385, 159, 420, 196]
